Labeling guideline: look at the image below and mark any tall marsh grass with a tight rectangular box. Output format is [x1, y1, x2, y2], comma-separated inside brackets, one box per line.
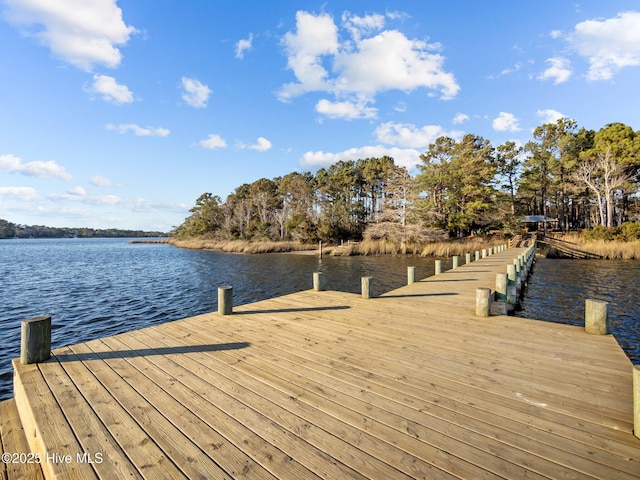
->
[169, 238, 316, 254]
[546, 233, 640, 259]
[170, 236, 508, 257]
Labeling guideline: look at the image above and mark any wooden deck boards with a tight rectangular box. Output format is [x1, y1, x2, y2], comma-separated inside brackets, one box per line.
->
[11, 248, 640, 479]
[0, 399, 44, 480]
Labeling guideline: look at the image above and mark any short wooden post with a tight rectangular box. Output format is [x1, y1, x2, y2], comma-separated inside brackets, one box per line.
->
[361, 277, 373, 299]
[634, 365, 640, 439]
[218, 286, 233, 315]
[407, 266, 417, 285]
[482, 249, 487, 258]
[313, 272, 325, 291]
[506, 264, 517, 310]
[585, 299, 608, 335]
[21, 315, 51, 365]
[465, 253, 471, 264]
[452, 256, 460, 269]
[475, 288, 492, 317]
[434, 260, 442, 275]
[475, 250, 480, 261]
[494, 273, 508, 315]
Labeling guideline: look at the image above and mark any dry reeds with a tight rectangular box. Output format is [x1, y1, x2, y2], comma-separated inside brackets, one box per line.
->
[545, 233, 640, 259]
[420, 237, 505, 257]
[575, 239, 640, 259]
[169, 236, 508, 257]
[169, 238, 316, 254]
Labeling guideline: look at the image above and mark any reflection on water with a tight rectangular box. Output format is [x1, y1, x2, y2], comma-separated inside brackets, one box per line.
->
[518, 258, 640, 364]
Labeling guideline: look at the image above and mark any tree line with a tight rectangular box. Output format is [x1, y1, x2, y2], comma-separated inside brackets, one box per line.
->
[0, 219, 167, 239]
[174, 119, 640, 243]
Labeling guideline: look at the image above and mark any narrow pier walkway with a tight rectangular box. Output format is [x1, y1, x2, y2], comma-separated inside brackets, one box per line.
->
[9, 247, 639, 479]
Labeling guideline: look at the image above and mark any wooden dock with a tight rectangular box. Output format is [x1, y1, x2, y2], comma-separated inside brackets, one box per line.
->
[6, 247, 640, 479]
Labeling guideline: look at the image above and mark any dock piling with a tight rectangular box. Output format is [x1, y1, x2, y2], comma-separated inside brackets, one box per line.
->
[20, 315, 51, 365]
[494, 273, 508, 315]
[452, 256, 460, 269]
[407, 267, 417, 285]
[585, 299, 608, 335]
[475, 288, 492, 317]
[634, 365, 640, 439]
[434, 260, 442, 275]
[218, 286, 233, 315]
[361, 277, 373, 299]
[313, 272, 325, 291]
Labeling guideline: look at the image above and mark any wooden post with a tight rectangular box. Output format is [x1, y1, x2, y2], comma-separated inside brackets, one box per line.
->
[407, 266, 417, 285]
[475, 288, 492, 317]
[218, 286, 233, 315]
[452, 256, 460, 269]
[585, 299, 608, 335]
[434, 260, 442, 275]
[361, 277, 373, 299]
[465, 253, 471, 264]
[494, 273, 508, 315]
[507, 264, 517, 311]
[634, 365, 640, 439]
[318, 240, 323, 259]
[482, 249, 487, 258]
[21, 315, 51, 365]
[313, 272, 325, 291]
[475, 250, 480, 261]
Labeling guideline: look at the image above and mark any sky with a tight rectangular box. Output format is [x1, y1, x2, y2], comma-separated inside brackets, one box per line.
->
[1, 1, 640, 232]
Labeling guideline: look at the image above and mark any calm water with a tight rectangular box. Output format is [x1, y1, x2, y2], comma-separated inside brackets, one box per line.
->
[517, 257, 640, 365]
[0, 239, 638, 401]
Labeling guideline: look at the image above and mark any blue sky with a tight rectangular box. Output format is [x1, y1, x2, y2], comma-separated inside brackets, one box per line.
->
[1, 1, 639, 232]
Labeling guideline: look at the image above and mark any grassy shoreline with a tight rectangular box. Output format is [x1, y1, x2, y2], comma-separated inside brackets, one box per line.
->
[546, 234, 640, 259]
[169, 237, 508, 257]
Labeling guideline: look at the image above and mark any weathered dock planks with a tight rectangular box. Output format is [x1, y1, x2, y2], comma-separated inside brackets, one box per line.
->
[0, 399, 45, 480]
[10, 247, 640, 479]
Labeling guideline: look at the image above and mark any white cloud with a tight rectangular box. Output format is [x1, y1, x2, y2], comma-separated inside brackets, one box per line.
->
[568, 11, 640, 80]
[536, 109, 564, 124]
[235, 33, 253, 59]
[239, 137, 272, 152]
[492, 112, 521, 132]
[3, 0, 136, 71]
[106, 123, 170, 136]
[198, 134, 227, 150]
[68, 186, 87, 196]
[374, 122, 461, 149]
[300, 145, 422, 171]
[90, 176, 115, 187]
[0, 186, 39, 201]
[341, 11, 385, 42]
[278, 10, 459, 114]
[538, 57, 572, 84]
[315, 98, 377, 120]
[0, 153, 72, 180]
[279, 11, 339, 100]
[85, 75, 134, 104]
[452, 113, 469, 124]
[181, 77, 211, 108]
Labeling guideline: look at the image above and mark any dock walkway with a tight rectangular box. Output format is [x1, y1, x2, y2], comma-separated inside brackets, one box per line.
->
[8, 247, 640, 479]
